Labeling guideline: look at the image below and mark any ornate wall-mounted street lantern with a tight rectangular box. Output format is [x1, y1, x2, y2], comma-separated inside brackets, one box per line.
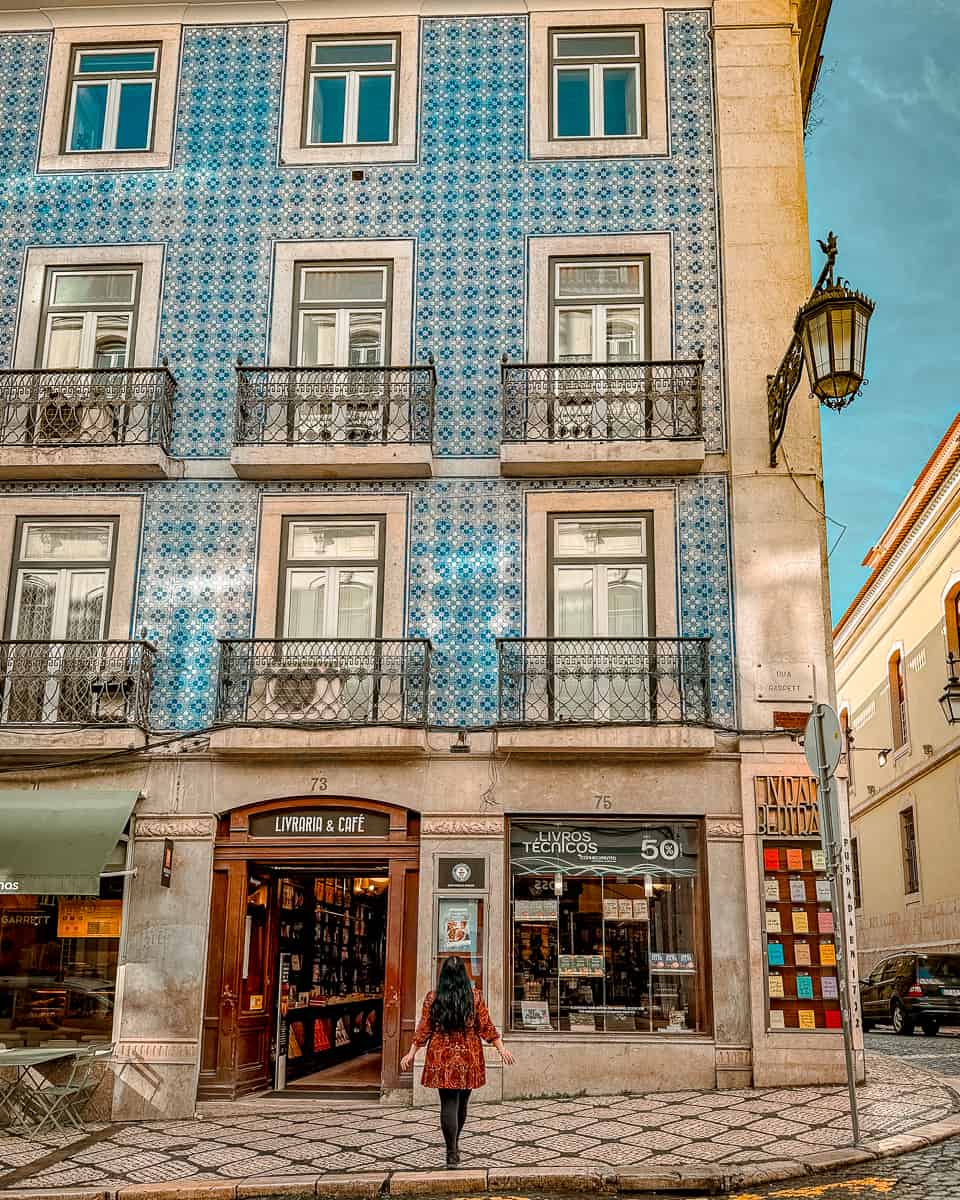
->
[939, 654, 960, 725]
[768, 232, 875, 466]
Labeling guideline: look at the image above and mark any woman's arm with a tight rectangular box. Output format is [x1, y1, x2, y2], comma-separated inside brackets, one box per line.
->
[476, 993, 515, 1065]
[399, 993, 434, 1072]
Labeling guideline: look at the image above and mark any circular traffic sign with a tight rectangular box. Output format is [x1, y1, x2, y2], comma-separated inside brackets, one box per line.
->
[804, 703, 843, 777]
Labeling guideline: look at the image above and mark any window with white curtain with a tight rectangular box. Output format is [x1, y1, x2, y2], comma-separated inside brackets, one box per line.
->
[38, 268, 140, 369]
[552, 516, 650, 639]
[550, 258, 648, 363]
[292, 263, 390, 367]
[280, 519, 382, 639]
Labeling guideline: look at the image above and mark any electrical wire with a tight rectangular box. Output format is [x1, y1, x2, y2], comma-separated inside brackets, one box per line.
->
[779, 443, 848, 558]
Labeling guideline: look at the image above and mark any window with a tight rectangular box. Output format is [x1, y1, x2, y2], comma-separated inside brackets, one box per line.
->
[840, 707, 854, 794]
[4, 519, 117, 723]
[552, 30, 644, 141]
[0, 876, 124, 1043]
[850, 834, 862, 909]
[279, 518, 383, 639]
[550, 258, 649, 363]
[510, 819, 706, 1034]
[305, 38, 398, 146]
[38, 268, 140, 370]
[550, 515, 652, 722]
[292, 263, 390, 367]
[945, 583, 960, 659]
[888, 650, 908, 750]
[65, 46, 159, 153]
[899, 807, 920, 895]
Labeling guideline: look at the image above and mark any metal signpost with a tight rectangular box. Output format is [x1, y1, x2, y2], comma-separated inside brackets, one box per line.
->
[805, 702, 861, 1144]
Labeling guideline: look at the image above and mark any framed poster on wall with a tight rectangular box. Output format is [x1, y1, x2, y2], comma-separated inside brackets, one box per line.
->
[438, 898, 479, 953]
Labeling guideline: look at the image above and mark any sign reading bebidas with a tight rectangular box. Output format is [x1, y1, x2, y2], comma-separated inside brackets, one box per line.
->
[755, 776, 820, 837]
[248, 808, 390, 838]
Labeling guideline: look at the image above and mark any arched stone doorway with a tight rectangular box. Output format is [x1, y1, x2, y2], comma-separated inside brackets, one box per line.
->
[198, 796, 419, 1100]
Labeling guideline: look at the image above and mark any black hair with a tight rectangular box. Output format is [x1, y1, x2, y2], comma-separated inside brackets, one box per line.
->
[430, 956, 474, 1033]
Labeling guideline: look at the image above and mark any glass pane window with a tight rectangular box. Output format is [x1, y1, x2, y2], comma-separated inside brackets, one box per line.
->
[293, 264, 390, 368]
[552, 259, 648, 364]
[555, 518, 646, 559]
[288, 521, 379, 562]
[551, 30, 643, 140]
[41, 269, 138, 370]
[306, 38, 397, 146]
[510, 820, 705, 1034]
[21, 523, 113, 563]
[66, 46, 159, 152]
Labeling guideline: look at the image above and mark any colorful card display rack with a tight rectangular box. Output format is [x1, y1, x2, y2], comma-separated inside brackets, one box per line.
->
[761, 839, 842, 1032]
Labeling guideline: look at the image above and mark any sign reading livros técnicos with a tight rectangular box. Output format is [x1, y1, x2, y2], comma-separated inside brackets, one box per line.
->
[248, 808, 390, 838]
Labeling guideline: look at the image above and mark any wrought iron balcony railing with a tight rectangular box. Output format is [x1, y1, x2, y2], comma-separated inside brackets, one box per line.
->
[497, 637, 711, 726]
[501, 357, 703, 443]
[234, 361, 436, 447]
[215, 638, 432, 727]
[0, 366, 175, 449]
[0, 640, 155, 727]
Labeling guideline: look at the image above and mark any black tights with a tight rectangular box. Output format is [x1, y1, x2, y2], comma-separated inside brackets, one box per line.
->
[438, 1088, 471, 1159]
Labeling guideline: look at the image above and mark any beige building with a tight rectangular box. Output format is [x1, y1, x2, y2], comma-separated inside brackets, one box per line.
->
[835, 413, 960, 976]
[0, 0, 856, 1122]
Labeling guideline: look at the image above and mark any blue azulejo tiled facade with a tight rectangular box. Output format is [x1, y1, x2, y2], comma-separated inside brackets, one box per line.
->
[0, 9, 732, 729]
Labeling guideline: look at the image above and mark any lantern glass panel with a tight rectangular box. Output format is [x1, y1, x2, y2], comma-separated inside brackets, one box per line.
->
[854, 308, 868, 375]
[831, 305, 853, 374]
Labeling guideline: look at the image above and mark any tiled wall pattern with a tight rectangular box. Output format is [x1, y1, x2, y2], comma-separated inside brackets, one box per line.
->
[0, 11, 735, 730]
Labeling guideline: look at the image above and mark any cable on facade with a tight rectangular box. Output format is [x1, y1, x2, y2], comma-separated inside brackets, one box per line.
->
[779, 443, 848, 558]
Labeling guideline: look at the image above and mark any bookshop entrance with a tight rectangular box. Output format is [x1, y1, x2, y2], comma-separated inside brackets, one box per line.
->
[199, 797, 420, 1102]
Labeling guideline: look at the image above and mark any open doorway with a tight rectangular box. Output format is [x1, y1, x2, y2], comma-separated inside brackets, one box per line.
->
[268, 868, 389, 1093]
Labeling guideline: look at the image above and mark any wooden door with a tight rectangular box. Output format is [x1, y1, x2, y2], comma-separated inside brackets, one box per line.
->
[381, 859, 419, 1090]
[197, 861, 273, 1099]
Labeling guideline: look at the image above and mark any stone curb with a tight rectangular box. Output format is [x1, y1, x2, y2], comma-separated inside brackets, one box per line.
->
[4, 1116, 960, 1200]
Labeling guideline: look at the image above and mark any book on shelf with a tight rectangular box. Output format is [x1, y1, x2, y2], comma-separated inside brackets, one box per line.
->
[796, 973, 814, 1000]
[769, 1009, 786, 1029]
[792, 910, 809, 934]
[815, 879, 832, 902]
[603, 899, 620, 920]
[633, 899, 649, 920]
[818, 911, 835, 933]
[767, 942, 785, 967]
[812, 849, 827, 871]
[786, 848, 804, 871]
[765, 910, 782, 933]
[764, 878, 780, 901]
[821, 975, 839, 999]
[618, 899, 634, 919]
[820, 942, 837, 966]
[797, 1009, 817, 1030]
[763, 848, 781, 871]
[825, 1010, 843, 1029]
[768, 973, 785, 998]
[794, 941, 812, 966]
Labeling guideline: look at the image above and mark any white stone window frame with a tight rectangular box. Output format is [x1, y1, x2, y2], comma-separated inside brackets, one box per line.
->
[281, 17, 419, 167]
[0, 497, 143, 642]
[529, 9, 668, 160]
[269, 240, 414, 368]
[528, 233, 673, 363]
[38, 25, 181, 173]
[13, 245, 165, 371]
[525, 488, 678, 641]
[256, 496, 408, 641]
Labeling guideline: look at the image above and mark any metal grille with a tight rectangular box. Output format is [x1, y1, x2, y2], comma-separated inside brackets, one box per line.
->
[234, 363, 436, 446]
[0, 640, 155, 726]
[497, 637, 711, 726]
[215, 638, 432, 726]
[0, 369, 175, 449]
[501, 359, 703, 443]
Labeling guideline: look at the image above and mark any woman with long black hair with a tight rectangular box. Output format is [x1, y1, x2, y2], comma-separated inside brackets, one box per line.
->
[400, 956, 514, 1167]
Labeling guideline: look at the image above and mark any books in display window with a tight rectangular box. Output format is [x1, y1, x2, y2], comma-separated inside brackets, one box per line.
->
[762, 839, 842, 1032]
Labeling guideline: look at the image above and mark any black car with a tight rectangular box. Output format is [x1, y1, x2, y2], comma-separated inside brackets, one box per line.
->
[860, 952, 960, 1035]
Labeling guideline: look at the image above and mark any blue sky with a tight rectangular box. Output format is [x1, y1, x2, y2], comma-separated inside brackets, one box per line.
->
[804, 0, 960, 622]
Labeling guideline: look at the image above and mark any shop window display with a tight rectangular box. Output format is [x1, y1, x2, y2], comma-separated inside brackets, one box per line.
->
[0, 880, 122, 1045]
[510, 820, 705, 1034]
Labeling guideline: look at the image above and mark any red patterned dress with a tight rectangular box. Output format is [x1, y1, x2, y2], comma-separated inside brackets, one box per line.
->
[412, 989, 500, 1089]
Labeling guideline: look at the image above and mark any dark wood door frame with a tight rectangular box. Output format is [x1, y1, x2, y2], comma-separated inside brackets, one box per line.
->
[198, 796, 420, 1102]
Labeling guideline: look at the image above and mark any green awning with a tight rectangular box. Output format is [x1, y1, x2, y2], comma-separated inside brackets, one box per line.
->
[0, 789, 139, 895]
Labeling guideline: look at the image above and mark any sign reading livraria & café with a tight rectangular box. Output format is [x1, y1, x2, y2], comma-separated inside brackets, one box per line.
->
[248, 808, 390, 838]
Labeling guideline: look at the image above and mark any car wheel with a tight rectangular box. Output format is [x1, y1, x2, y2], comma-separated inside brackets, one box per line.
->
[922, 1020, 940, 1037]
[892, 1001, 915, 1035]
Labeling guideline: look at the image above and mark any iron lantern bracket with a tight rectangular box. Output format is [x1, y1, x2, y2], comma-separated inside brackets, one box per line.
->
[767, 232, 838, 467]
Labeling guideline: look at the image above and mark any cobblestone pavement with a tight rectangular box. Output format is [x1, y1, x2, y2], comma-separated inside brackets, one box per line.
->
[865, 1026, 960, 1078]
[0, 1050, 957, 1193]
